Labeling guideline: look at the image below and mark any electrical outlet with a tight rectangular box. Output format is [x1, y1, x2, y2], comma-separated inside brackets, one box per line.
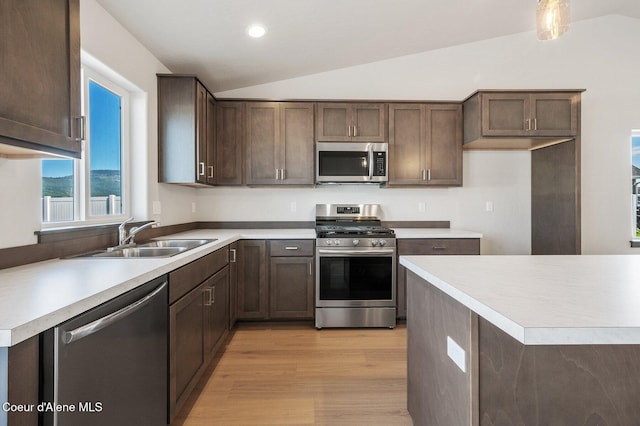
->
[152, 201, 162, 215]
[290, 201, 297, 213]
[191, 202, 197, 213]
[418, 202, 426, 213]
[485, 201, 494, 212]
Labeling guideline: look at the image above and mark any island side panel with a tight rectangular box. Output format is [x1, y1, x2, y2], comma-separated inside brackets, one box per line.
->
[479, 318, 640, 425]
[407, 271, 479, 426]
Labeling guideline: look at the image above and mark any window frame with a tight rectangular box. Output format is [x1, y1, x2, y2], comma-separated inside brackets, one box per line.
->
[41, 65, 131, 227]
[632, 130, 640, 245]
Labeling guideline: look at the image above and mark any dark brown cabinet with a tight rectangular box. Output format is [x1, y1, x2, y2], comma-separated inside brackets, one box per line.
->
[5, 336, 39, 425]
[158, 75, 215, 186]
[316, 103, 387, 142]
[237, 240, 268, 319]
[168, 247, 229, 420]
[215, 101, 244, 185]
[396, 238, 480, 318]
[388, 103, 462, 186]
[463, 90, 581, 149]
[269, 240, 314, 319]
[245, 102, 314, 185]
[0, 0, 82, 158]
[236, 239, 315, 321]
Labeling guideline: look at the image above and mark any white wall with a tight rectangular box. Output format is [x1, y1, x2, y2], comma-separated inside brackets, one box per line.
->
[210, 14, 640, 255]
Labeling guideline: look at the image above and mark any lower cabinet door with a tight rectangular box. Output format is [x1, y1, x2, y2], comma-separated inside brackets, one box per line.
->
[237, 240, 268, 319]
[169, 281, 207, 420]
[269, 257, 314, 319]
[204, 266, 229, 359]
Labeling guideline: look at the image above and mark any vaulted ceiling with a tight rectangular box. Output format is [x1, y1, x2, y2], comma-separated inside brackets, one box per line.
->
[96, 0, 640, 92]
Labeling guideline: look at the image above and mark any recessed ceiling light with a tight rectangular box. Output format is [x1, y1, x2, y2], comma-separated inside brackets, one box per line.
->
[247, 25, 266, 38]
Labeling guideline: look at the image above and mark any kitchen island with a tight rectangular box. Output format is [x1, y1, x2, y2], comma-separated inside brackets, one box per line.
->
[400, 255, 640, 425]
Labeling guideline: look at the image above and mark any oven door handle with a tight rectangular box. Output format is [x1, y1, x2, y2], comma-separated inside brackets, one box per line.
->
[317, 248, 395, 255]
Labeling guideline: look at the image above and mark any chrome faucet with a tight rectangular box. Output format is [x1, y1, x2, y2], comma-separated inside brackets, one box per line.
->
[116, 218, 158, 247]
[118, 217, 134, 246]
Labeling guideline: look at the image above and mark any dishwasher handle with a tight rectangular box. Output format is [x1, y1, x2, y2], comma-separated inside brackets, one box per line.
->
[62, 282, 167, 345]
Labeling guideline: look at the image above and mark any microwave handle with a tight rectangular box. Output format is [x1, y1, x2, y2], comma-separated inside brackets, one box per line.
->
[368, 144, 373, 181]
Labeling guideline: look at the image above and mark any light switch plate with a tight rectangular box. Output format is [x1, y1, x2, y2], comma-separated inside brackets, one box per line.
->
[152, 201, 162, 215]
[447, 336, 466, 373]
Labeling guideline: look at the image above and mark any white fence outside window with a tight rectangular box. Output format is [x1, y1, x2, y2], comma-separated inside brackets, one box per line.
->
[42, 195, 122, 222]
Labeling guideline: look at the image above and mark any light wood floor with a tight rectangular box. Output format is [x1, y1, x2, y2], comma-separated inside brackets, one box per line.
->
[173, 323, 412, 425]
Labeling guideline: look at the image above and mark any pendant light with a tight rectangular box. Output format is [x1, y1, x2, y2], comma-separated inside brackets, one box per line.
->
[536, 0, 570, 40]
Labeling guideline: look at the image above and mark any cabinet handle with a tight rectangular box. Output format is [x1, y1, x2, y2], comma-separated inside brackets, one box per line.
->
[199, 162, 206, 176]
[422, 170, 426, 181]
[281, 169, 285, 180]
[309, 262, 312, 276]
[75, 116, 86, 141]
[427, 169, 431, 181]
[285, 246, 299, 250]
[208, 166, 214, 179]
[230, 248, 237, 263]
[525, 119, 531, 131]
[275, 169, 280, 180]
[348, 125, 352, 137]
[533, 117, 537, 130]
[354, 125, 358, 137]
[432, 246, 447, 251]
[204, 288, 214, 306]
[204, 288, 212, 306]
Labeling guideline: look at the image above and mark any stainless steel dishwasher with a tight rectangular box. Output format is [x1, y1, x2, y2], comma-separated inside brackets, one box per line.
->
[42, 275, 168, 426]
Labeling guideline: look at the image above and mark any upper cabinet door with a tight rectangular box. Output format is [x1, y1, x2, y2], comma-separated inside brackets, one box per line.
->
[316, 103, 351, 141]
[481, 93, 530, 137]
[530, 93, 579, 137]
[351, 104, 386, 142]
[215, 102, 244, 185]
[245, 102, 280, 185]
[316, 103, 386, 142]
[424, 104, 462, 186]
[0, 0, 81, 158]
[388, 104, 424, 185]
[280, 103, 314, 185]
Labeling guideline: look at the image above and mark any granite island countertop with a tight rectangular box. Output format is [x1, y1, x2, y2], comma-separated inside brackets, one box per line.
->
[400, 254, 640, 345]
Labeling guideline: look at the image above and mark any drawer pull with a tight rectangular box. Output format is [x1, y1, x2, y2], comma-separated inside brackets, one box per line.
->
[432, 246, 447, 251]
[285, 246, 299, 250]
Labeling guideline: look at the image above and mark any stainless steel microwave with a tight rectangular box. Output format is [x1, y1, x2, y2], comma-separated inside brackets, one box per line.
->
[316, 142, 388, 183]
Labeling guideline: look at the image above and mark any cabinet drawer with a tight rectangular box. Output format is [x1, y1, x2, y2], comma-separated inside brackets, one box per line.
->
[170, 247, 229, 304]
[269, 240, 314, 257]
[398, 238, 480, 255]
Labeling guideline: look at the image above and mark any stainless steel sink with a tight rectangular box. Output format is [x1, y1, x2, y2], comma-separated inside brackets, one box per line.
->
[90, 246, 187, 258]
[139, 239, 215, 250]
[73, 238, 217, 258]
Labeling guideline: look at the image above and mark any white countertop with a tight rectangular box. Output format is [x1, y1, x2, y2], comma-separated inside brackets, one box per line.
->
[0, 227, 478, 348]
[392, 228, 482, 239]
[400, 255, 640, 345]
[0, 229, 314, 347]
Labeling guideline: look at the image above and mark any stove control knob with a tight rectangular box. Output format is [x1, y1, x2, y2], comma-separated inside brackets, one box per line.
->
[379, 240, 387, 247]
[371, 240, 379, 247]
[334, 239, 341, 246]
[352, 239, 360, 246]
[326, 240, 333, 246]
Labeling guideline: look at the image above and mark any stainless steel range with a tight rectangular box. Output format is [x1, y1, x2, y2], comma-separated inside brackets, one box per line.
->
[315, 204, 396, 328]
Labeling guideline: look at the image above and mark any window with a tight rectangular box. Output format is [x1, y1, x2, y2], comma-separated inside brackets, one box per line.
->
[633, 132, 640, 239]
[42, 67, 129, 224]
